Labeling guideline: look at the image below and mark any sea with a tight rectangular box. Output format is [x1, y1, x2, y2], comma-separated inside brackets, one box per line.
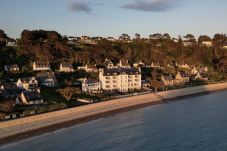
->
[1, 90, 227, 151]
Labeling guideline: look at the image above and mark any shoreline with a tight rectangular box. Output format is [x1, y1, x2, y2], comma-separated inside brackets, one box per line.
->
[1, 83, 227, 146]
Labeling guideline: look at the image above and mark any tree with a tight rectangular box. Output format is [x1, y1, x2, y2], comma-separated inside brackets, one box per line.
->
[150, 80, 162, 94]
[58, 87, 81, 101]
[0, 29, 8, 48]
[150, 69, 162, 93]
[163, 33, 171, 39]
[135, 33, 141, 39]
[149, 33, 162, 40]
[184, 34, 196, 42]
[213, 34, 227, 45]
[198, 35, 212, 43]
[0, 47, 17, 68]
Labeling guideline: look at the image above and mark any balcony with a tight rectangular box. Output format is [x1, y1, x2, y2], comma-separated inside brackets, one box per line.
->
[106, 81, 111, 84]
[105, 77, 111, 80]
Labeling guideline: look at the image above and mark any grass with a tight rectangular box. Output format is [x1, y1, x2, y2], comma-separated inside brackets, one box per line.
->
[40, 88, 94, 108]
[41, 88, 67, 104]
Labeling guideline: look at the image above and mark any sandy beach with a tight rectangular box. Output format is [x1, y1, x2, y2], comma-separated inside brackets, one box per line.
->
[1, 82, 227, 145]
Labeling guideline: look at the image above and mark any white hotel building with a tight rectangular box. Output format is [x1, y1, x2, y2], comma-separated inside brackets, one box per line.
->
[99, 67, 141, 92]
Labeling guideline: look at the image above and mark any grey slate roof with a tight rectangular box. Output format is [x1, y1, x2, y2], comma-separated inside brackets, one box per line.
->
[179, 71, 189, 77]
[103, 67, 140, 76]
[23, 91, 42, 102]
[34, 61, 49, 68]
[83, 79, 100, 84]
[61, 62, 73, 69]
[5, 64, 19, 70]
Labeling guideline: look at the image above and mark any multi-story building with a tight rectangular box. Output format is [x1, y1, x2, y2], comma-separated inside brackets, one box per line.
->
[99, 67, 141, 92]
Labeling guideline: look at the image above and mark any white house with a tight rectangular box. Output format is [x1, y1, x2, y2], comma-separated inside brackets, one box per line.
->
[192, 72, 208, 81]
[80, 78, 101, 93]
[36, 72, 58, 87]
[222, 45, 227, 49]
[67, 36, 81, 41]
[59, 62, 74, 72]
[191, 67, 199, 75]
[201, 41, 213, 47]
[16, 77, 39, 91]
[6, 39, 17, 47]
[4, 64, 19, 72]
[151, 62, 160, 68]
[178, 63, 191, 69]
[78, 64, 98, 72]
[104, 59, 114, 68]
[99, 67, 141, 92]
[33, 61, 50, 71]
[81, 36, 90, 40]
[175, 71, 190, 84]
[107, 37, 116, 42]
[117, 60, 130, 68]
[199, 66, 208, 73]
[133, 61, 145, 68]
[17, 91, 43, 105]
[183, 41, 193, 47]
[161, 75, 174, 86]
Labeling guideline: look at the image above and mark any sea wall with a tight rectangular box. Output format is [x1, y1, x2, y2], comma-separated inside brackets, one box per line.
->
[1, 82, 227, 139]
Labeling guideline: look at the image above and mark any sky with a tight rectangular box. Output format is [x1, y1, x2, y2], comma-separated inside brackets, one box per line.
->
[0, 0, 227, 38]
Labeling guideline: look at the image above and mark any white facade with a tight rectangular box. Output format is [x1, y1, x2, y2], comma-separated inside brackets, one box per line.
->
[33, 61, 50, 71]
[191, 67, 198, 75]
[6, 39, 17, 47]
[178, 64, 190, 69]
[107, 37, 116, 42]
[16, 77, 38, 91]
[59, 63, 74, 72]
[133, 61, 145, 68]
[194, 72, 208, 81]
[99, 68, 141, 92]
[183, 41, 193, 47]
[201, 41, 213, 47]
[81, 79, 101, 93]
[117, 60, 130, 68]
[19, 91, 43, 105]
[161, 75, 174, 86]
[78, 64, 98, 72]
[175, 72, 190, 84]
[223, 45, 227, 49]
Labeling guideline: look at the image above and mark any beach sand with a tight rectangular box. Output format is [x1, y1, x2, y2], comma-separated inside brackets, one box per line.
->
[0, 82, 227, 145]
